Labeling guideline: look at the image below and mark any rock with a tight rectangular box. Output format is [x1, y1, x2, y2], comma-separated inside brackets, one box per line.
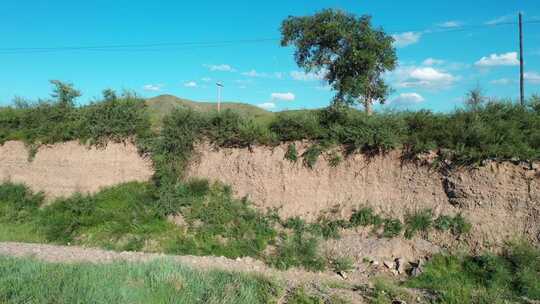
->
[411, 266, 423, 277]
[371, 260, 380, 266]
[384, 260, 395, 269]
[395, 258, 406, 275]
[391, 300, 406, 304]
[337, 271, 348, 280]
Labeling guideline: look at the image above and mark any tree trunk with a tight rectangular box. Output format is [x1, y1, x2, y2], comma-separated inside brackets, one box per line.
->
[363, 99, 373, 116]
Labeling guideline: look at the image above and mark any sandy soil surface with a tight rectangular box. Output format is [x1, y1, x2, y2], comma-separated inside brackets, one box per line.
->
[0, 141, 153, 198]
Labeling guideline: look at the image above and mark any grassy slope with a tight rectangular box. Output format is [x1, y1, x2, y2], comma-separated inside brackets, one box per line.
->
[145, 95, 275, 127]
[0, 256, 280, 304]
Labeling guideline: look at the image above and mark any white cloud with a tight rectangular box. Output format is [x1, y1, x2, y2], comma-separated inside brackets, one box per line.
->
[525, 72, 540, 84]
[485, 15, 513, 25]
[203, 64, 236, 72]
[422, 58, 445, 66]
[271, 92, 295, 101]
[437, 21, 462, 28]
[142, 84, 164, 92]
[475, 52, 519, 67]
[490, 78, 515, 85]
[184, 81, 198, 88]
[389, 66, 457, 89]
[257, 102, 276, 110]
[389, 93, 425, 105]
[242, 70, 265, 77]
[392, 32, 421, 48]
[290, 70, 326, 81]
[201, 77, 212, 82]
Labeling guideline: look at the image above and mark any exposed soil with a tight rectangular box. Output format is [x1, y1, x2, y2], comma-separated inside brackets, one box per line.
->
[187, 142, 540, 251]
[0, 141, 153, 198]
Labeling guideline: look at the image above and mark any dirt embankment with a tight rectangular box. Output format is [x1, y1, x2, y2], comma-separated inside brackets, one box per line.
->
[187, 142, 540, 250]
[0, 141, 153, 198]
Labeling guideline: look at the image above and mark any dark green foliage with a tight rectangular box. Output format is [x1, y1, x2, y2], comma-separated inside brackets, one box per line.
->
[434, 214, 472, 235]
[270, 111, 322, 141]
[38, 183, 164, 250]
[285, 143, 299, 162]
[382, 218, 402, 238]
[302, 145, 323, 168]
[166, 183, 276, 258]
[0, 183, 43, 222]
[349, 207, 382, 227]
[407, 243, 540, 303]
[404, 209, 433, 239]
[0, 84, 150, 148]
[78, 91, 151, 146]
[280, 9, 397, 113]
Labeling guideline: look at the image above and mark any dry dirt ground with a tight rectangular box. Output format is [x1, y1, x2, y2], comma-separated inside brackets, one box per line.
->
[0, 140, 153, 198]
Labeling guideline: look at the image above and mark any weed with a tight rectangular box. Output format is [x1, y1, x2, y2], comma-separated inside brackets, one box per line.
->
[349, 207, 382, 228]
[285, 143, 299, 162]
[329, 256, 355, 273]
[382, 218, 402, 238]
[302, 145, 323, 168]
[404, 209, 433, 239]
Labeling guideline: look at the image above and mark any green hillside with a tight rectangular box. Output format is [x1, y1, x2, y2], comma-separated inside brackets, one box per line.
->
[145, 95, 275, 126]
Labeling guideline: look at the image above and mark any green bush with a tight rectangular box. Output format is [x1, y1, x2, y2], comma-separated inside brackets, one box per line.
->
[407, 243, 540, 303]
[302, 145, 323, 168]
[285, 143, 299, 162]
[0, 183, 43, 222]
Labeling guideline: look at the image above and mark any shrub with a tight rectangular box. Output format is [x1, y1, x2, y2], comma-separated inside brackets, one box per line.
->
[284, 143, 298, 162]
[0, 183, 43, 222]
[408, 243, 540, 303]
[270, 111, 322, 141]
[302, 145, 323, 168]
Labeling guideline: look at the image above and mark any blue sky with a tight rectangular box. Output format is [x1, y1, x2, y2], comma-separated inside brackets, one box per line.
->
[1, 0, 540, 112]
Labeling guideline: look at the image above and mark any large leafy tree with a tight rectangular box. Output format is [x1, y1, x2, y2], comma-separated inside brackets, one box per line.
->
[281, 9, 397, 114]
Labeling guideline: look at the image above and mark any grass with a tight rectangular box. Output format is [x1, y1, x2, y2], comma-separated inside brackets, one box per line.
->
[0, 256, 281, 304]
[404, 209, 433, 239]
[406, 242, 540, 303]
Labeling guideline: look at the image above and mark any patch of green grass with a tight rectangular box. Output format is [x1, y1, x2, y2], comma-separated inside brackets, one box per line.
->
[329, 256, 355, 273]
[285, 143, 299, 162]
[407, 243, 540, 303]
[349, 207, 383, 228]
[268, 231, 326, 272]
[368, 278, 417, 304]
[0, 256, 281, 304]
[434, 214, 472, 236]
[404, 209, 433, 239]
[382, 218, 403, 238]
[302, 144, 323, 169]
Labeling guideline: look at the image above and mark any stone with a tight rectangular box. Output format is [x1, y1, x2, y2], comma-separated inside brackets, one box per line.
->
[384, 260, 395, 269]
[395, 258, 406, 275]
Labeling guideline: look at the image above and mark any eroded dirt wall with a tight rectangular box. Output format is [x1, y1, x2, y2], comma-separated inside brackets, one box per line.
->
[187, 142, 540, 248]
[0, 141, 154, 198]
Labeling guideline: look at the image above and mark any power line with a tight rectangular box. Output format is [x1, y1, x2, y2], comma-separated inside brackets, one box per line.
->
[1, 20, 539, 55]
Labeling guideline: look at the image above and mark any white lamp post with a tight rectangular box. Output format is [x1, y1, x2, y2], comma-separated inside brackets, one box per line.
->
[216, 82, 224, 112]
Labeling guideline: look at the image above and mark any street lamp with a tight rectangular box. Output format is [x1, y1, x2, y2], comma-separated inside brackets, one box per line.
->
[216, 82, 224, 112]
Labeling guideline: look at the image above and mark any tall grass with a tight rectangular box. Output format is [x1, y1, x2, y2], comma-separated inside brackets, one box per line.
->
[0, 256, 280, 304]
[407, 243, 540, 303]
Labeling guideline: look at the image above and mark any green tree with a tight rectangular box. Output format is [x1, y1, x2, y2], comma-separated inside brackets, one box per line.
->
[50, 80, 81, 108]
[280, 9, 397, 115]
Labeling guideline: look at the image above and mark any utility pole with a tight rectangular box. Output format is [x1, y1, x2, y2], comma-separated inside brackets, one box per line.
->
[216, 82, 223, 112]
[519, 12, 525, 106]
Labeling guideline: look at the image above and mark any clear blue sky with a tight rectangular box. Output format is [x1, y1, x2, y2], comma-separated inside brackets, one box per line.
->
[1, 0, 539, 112]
